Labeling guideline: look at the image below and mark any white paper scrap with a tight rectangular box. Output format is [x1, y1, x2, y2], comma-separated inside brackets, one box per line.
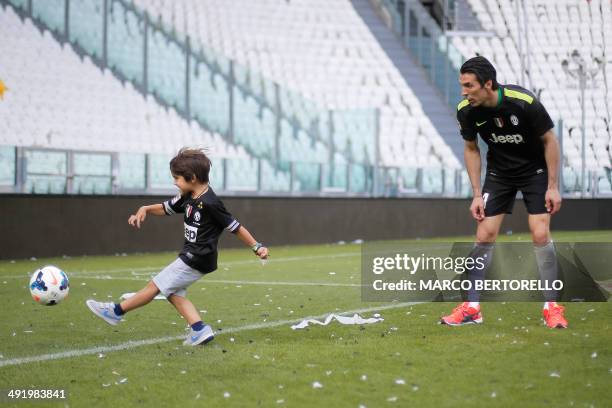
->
[291, 313, 384, 330]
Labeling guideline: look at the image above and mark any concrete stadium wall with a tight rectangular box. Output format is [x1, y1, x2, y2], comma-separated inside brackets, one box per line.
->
[0, 195, 610, 259]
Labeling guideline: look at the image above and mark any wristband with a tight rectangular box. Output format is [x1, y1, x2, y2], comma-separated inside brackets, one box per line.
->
[252, 242, 264, 254]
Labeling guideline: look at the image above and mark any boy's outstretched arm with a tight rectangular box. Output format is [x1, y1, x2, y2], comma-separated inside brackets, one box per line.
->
[128, 204, 166, 229]
[234, 226, 269, 259]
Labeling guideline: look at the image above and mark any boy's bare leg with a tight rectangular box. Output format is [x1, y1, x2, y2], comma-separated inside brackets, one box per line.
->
[168, 294, 202, 325]
[119, 281, 160, 313]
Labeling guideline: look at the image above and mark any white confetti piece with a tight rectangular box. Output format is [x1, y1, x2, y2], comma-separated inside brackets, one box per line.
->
[549, 372, 560, 378]
[181, 370, 187, 374]
[361, 375, 368, 381]
[230, 337, 235, 343]
[395, 379, 405, 385]
[102, 383, 111, 388]
[253, 355, 260, 360]
[98, 353, 105, 358]
[312, 381, 323, 389]
[116, 378, 128, 384]
[544, 342, 550, 346]
[591, 352, 597, 359]
[276, 399, 284, 404]
[329, 272, 336, 275]
[387, 396, 398, 402]
[223, 392, 230, 398]
[412, 385, 419, 392]
[23, 330, 33, 333]
[325, 370, 332, 376]
[195, 393, 201, 399]
[112, 371, 120, 376]
[491, 392, 497, 398]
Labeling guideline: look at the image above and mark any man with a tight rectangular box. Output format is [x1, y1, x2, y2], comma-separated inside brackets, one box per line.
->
[440, 56, 567, 328]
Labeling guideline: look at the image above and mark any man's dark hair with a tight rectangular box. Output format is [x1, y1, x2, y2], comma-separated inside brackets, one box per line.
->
[170, 147, 211, 183]
[460, 56, 499, 90]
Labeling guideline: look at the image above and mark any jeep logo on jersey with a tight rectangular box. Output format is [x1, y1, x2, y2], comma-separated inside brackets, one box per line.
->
[490, 133, 524, 144]
[494, 117, 504, 127]
[184, 223, 197, 243]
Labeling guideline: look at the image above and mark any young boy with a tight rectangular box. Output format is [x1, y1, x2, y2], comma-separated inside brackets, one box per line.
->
[86, 148, 269, 345]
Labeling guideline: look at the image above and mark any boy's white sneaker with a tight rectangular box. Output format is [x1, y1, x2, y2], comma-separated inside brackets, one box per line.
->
[86, 300, 123, 326]
[183, 324, 214, 346]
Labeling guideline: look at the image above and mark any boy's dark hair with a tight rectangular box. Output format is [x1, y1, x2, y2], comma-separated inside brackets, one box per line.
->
[460, 56, 499, 90]
[170, 148, 211, 183]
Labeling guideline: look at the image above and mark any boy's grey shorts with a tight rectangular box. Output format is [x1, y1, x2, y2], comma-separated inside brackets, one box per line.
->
[152, 258, 202, 298]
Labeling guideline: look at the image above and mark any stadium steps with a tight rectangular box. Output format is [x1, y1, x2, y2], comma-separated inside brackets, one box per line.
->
[351, 0, 464, 164]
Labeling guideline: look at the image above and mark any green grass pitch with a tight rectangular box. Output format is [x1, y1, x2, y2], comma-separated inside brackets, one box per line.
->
[0, 231, 610, 407]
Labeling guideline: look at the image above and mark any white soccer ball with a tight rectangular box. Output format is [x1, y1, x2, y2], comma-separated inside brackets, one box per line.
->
[29, 265, 69, 306]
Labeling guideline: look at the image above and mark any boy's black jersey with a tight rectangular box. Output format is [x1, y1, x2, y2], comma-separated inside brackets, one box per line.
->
[163, 187, 240, 273]
[457, 84, 554, 178]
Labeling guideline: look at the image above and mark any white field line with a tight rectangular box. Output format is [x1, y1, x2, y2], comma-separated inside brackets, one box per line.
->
[0, 252, 361, 280]
[75, 276, 363, 287]
[0, 302, 418, 368]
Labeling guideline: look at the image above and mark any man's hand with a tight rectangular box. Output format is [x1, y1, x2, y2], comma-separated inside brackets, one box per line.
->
[128, 206, 148, 228]
[256, 246, 269, 260]
[470, 196, 485, 222]
[545, 187, 562, 215]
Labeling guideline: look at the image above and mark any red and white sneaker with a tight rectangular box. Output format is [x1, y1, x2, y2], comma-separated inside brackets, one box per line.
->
[440, 302, 483, 326]
[543, 303, 568, 329]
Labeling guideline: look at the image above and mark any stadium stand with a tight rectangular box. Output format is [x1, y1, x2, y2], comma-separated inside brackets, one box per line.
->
[1, 0, 468, 196]
[0, 4, 294, 193]
[129, 0, 461, 170]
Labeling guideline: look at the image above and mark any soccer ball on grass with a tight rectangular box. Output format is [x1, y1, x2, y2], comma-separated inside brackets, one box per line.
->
[29, 265, 69, 305]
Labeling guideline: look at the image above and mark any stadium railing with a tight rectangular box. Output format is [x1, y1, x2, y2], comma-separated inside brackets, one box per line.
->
[0, 145, 478, 197]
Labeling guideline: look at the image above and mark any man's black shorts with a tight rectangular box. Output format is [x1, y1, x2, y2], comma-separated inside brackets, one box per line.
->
[482, 171, 548, 216]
